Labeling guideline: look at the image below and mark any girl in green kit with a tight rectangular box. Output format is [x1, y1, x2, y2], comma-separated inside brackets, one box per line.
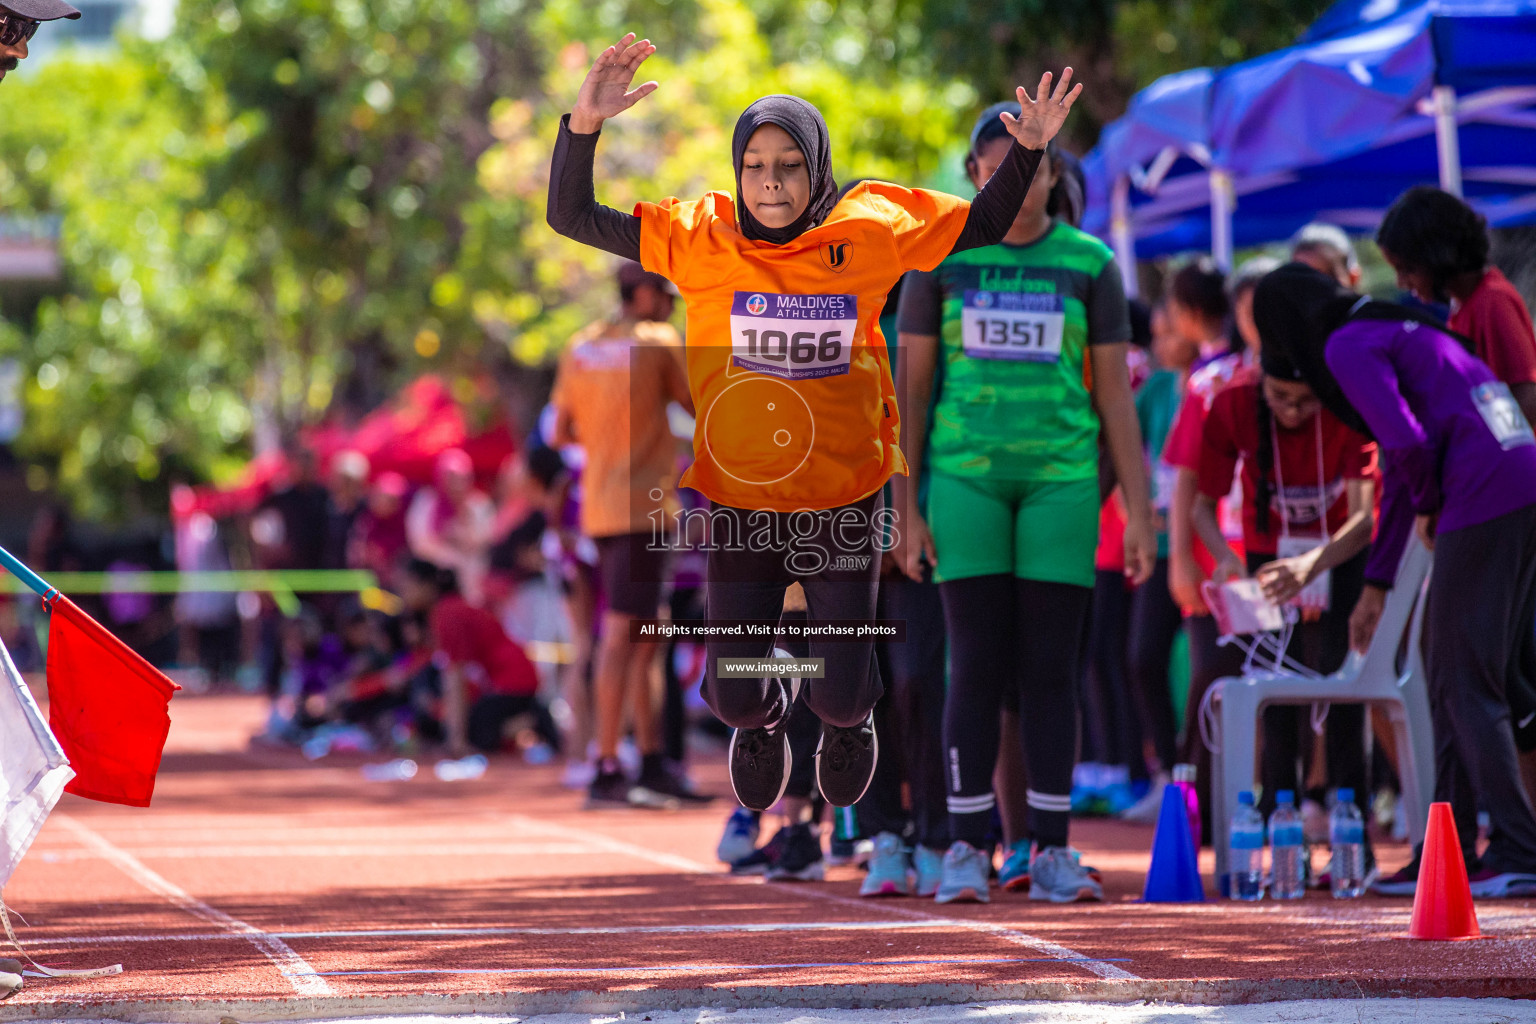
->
[893, 102, 1154, 905]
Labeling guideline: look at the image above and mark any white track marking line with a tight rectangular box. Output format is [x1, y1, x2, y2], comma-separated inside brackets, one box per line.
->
[770, 883, 1139, 981]
[34, 842, 601, 860]
[53, 816, 333, 997]
[506, 815, 1139, 981]
[26, 920, 956, 946]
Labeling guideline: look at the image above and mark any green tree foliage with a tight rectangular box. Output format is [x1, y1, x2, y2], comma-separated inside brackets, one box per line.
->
[0, 0, 1331, 519]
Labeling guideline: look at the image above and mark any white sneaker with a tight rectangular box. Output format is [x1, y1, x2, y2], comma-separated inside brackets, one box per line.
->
[1029, 846, 1103, 903]
[1120, 773, 1169, 823]
[934, 840, 991, 904]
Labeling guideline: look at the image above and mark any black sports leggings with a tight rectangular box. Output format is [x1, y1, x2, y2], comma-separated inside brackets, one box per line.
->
[1129, 557, 1184, 774]
[941, 575, 1091, 850]
[1082, 568, 1146, 778]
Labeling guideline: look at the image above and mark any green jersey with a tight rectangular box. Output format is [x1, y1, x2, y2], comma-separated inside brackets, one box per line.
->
[897, 221, 1129, 481]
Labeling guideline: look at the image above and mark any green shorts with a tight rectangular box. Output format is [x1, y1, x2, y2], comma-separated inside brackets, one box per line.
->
[926, 471, 1099, 587]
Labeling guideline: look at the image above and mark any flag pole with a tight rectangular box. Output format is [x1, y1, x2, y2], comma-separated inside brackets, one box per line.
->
[0, 543, 59, 603]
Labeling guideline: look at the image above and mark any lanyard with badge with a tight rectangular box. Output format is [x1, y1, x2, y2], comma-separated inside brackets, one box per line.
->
[1270, 414, 1332, 612]
[960, 289, 1065, 362]
[729, 291, 857, 380]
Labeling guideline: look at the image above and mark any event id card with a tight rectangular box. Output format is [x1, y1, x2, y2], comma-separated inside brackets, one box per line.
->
[960, 290, 1065, 363]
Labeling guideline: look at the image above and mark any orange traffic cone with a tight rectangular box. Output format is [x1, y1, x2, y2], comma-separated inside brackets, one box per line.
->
[1407, 801, 1481, 941]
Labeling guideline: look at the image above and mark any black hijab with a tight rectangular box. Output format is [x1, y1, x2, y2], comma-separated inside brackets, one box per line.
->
[731, 95, 838, 245]
[1253, 262, 1375, 439]
[1253, 261, 1469, 442]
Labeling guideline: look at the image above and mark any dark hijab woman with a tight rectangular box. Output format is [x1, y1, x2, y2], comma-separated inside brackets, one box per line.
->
[730, 95, 839, 244]
[1253, 261, 1536, 896]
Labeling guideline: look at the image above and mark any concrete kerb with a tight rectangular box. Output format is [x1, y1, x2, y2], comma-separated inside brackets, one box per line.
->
[5, 977, 1536, 1022]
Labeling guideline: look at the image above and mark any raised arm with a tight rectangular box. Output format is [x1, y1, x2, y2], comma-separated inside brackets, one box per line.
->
[950, 69, 1083, 255]
[546, 34, 659, 260]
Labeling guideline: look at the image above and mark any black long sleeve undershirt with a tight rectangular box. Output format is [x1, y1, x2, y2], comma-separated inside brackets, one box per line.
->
[546, 114, 643, 261]
[545, 113, 1045, 261]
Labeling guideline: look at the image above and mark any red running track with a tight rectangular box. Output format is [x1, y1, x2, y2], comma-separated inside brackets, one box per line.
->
[3, 694, 1535, 1020]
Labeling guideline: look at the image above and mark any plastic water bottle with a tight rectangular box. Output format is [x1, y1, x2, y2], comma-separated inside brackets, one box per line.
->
[1173, 763, 1201, 849]
[1229, 790, 1265, 901]
[1269, 790, 1306, 900]
[1329, 788, 1367, 899]
[361, 758, 418, 782]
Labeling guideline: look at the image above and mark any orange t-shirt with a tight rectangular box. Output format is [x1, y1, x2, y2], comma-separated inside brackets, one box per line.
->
[550, 319, 691, 538]
[637, 183, 970, 512]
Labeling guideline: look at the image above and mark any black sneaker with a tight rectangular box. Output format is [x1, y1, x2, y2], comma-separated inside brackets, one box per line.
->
[585, 765, 633, 809]
[815, 713, 878, 807]
[765, 822, 826, 881]
[730, 824, 791, 875]
[729, 725, 790, 812]
[633, 755, 714, 807]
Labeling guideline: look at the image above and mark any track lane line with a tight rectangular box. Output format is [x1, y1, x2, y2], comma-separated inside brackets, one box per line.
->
[21, 919, 996, 945]
[33, 842, 602, 860]
[52, 816, 334, 997]
[505, 814, 1140, 981]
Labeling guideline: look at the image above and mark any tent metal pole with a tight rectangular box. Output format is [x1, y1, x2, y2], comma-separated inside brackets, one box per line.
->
[1432, 85, 1463, 197]
[1111, 175, 1139, 299]
[1210, 169, 1235, 272]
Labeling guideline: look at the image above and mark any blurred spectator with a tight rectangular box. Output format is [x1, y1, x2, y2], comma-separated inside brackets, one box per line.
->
[350, 471, 411, 589]
[326, 450, 370, 570]
[258, 445, 335, 574]
[407, 448, 495, 606]
[1378, 186, 1536, 428]
[1290, 222, 1361, 289]
[400, 558, 558, 759]
[27, 501, 81, 574]
[0, 596, 43, 672]
[174, 510, 240, 685]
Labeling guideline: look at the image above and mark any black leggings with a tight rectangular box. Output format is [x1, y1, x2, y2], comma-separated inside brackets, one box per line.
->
[1082, 569, 1145, 778]
[941, 575, 1091, 850]
[701, 494, 885, 731]
[855, 575, 950, 850]
[1426, 504, 1536, 873]
[1129, 557, 1184, 774]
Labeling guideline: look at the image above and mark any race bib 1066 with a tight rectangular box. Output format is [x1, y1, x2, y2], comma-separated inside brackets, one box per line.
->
[961, 290, 1065, 362]
[729, 292, 857, 380]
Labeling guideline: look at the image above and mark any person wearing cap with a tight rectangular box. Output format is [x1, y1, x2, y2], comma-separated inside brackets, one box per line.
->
[0, 0, 78, 82]
[549, 259, 703, 810]
[1289, 222, 1361, 290]
[892, 100, 1152, 905]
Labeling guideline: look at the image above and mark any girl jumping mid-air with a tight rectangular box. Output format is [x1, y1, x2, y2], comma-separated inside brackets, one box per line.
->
[548, 34, 1081, 811]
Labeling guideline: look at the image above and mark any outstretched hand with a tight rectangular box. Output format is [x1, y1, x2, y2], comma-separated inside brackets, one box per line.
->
[1002, 68, 1083, 151]
[570, 33, 658, 134]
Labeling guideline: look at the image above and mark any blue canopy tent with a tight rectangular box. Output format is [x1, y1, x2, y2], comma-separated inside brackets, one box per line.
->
[1082, 0, 1536, 294]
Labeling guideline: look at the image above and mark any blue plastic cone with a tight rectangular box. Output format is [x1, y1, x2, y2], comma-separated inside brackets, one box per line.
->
[1142, 783, 1205, 902]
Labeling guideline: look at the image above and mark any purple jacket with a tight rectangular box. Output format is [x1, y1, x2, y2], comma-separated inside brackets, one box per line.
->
[1326, 317, 1536, 587]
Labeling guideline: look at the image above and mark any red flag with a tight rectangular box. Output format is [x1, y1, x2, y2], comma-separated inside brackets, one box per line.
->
[45, 596, 179, 807]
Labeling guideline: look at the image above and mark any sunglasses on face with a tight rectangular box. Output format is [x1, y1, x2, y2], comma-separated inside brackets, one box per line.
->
[0, 12, 40, 47]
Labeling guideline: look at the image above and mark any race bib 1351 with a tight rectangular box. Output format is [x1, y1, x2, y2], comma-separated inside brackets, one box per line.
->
[960, 290, 1065, 363]
[729, 292, 857, 380]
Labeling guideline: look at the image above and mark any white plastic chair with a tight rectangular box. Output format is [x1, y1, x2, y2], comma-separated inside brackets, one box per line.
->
[1208, 539, 1434, 884]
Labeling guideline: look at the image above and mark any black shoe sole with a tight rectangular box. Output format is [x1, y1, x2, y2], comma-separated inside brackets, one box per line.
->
[815, 721, 878, 808]
[728, 728, 791, 812]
